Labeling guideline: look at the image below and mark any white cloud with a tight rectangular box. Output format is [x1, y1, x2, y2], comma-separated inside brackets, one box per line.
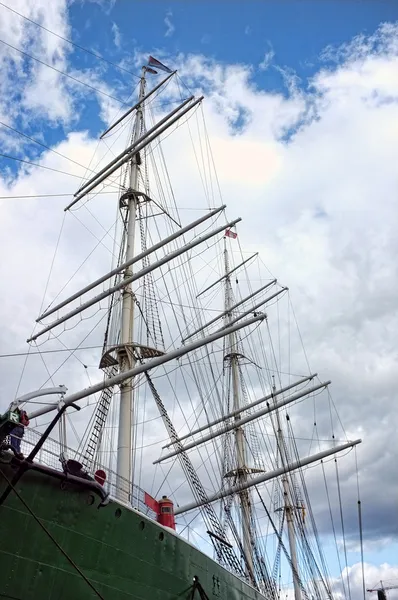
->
[333, 562, 398, 600]
[82, 0, 116, 14]
[259, 42, 275, 71]
[164, 10, 175, 38]
[111, 21, 121, 49]
[0, 0, 72, 125]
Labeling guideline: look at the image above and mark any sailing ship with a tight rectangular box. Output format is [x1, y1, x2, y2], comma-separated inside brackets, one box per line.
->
[0, 57, 361, 600]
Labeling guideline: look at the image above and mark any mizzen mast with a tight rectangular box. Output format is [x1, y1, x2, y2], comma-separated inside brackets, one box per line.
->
[272, 378, 302, 600]
[223, 236, 255, 583]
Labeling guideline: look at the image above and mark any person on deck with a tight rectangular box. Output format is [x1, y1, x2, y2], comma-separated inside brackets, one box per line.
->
[10, 409, 29, 457]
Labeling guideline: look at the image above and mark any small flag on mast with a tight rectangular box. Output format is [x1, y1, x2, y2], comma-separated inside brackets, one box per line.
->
[146, 67, 158, 75]
[225, 229, 237, 239]
[148, 56, 173, 73]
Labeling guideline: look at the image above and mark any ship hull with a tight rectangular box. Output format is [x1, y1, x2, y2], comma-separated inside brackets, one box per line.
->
[0, 465, 264, 599]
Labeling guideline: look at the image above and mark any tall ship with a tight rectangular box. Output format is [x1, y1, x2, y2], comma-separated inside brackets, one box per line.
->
[0, 57, 361, 600]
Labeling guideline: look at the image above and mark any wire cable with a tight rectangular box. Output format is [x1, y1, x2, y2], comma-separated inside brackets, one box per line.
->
[0, 192, 115, 200]
[0, 1, 140, 79]
[335, 457, 352, 600]
[0, 38, 127, 104]
[0, 121, 96, 173]
[0, 152, 88, 179]
[355, 448, 366, 600]
[0, 467, 105, 599]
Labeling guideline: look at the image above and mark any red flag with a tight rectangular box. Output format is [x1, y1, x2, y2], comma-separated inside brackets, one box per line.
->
[225, 229, 237, 239]
[146, 67, 158, 75]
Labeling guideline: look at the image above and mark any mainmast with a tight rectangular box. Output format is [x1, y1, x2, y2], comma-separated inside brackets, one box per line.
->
[116, 67, 146, 501]
[223, 239, 255, 582]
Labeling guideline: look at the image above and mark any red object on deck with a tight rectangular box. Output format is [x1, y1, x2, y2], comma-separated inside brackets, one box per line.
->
[156, 496, 176, 530]
[94, 469, 106, 486]
[144, 492, 159, 513]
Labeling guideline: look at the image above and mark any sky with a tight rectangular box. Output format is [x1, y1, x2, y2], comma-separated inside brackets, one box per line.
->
[0, 0, 397, 598]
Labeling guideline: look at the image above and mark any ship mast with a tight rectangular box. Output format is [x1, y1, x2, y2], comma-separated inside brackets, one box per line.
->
[116, 67, 146, 500]
[223, 239, 255, 581]
[273, 379, 302, 600]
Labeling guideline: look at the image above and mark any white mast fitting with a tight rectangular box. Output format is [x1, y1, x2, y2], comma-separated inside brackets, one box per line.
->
[10, 386, 67, 409]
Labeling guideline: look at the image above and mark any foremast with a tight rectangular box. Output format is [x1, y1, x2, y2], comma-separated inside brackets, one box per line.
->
[116, 68, 145, 501]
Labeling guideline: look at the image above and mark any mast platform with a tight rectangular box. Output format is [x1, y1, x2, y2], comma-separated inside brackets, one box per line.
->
[99, 343, 165, 369]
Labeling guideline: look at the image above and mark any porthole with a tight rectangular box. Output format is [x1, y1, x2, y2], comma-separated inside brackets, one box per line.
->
[115, 508, 122, 519]
[159, 532, 164, 541]
[139, 520, 145, 530]
[86, 494, 95, 506]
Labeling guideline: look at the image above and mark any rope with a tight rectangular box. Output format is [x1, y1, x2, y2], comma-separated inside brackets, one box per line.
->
[356, 449, 366, 600]
[255, 487, 310, 600]
[335, 457, 351, 600]
[0, 467, 105, 599]
[0, 1, 140, 79]
[322, 460, 346, 598]
[190, 576, 210, 600]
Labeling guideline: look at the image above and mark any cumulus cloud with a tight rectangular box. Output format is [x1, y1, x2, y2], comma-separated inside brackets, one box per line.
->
[0, 0, 72, 126]
[333, 562, 398, 600]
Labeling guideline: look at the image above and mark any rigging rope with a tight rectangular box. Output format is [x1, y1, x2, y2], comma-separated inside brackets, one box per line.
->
[255, 486, 310, 600]
[322, 459, 347, 598]
[0, 467, 105, 599]
[0, 1, 140, 79]
[285, 417, 333, 599]
[143, 370, 247, 579]
[335, 456, 352, 600]
[0, 151, 92, 179]
[190, 576, 210, 600]
[355, 448, 366, 600]
[0, 38, 128, 104]
[0, 120, 97, 174]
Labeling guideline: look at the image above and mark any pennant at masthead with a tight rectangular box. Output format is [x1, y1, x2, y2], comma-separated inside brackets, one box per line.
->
[148, 55, 173, 73]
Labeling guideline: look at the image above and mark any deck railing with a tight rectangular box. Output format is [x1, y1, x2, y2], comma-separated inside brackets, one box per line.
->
[4, 428, 157, 520]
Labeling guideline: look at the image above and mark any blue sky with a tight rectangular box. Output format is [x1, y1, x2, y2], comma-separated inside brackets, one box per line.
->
[70, 0, 398, 94]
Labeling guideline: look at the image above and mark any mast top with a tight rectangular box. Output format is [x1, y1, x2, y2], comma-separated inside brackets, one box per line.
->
[100, 55, 175, 140]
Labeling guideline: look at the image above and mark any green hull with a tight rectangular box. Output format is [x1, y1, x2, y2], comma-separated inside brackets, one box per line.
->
[0, 465, 264, 600]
